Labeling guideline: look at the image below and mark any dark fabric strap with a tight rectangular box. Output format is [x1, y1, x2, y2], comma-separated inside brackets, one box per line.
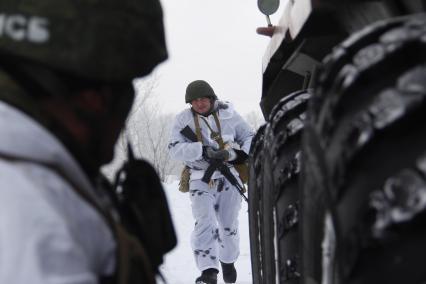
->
[213, 112, 222, 135]
[192, 111, 203, 143]
[199, 112, 225, 150]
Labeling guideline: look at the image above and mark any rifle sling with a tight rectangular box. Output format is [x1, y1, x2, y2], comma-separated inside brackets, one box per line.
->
[192, 111, 223, 183]
[192, 111, 203, 143]
[199, 112, 225, 150]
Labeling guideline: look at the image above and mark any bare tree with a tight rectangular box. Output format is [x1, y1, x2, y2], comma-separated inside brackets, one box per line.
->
[116, 76, 159, 152]
[104, 75, 180, 182]
[128, 100, 179, 181]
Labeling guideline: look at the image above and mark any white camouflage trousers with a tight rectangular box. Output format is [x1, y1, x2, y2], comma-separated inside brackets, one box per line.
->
[189, 177, 242, 272]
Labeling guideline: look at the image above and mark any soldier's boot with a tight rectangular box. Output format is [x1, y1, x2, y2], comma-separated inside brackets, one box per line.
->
[195, 268, 218, 284]
[221, 261, 237, 283]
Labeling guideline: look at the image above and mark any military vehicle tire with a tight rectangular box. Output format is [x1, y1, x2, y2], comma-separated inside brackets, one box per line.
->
[306, 13, 426, 284]
[251, 90, 310, 283]
[248, 124, 267, 284]
[300, 107, 331, 284]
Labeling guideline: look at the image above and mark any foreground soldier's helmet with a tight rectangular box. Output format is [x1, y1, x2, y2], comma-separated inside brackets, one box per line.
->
[185, 80, 218, 103]
[0, 0, 167, 83]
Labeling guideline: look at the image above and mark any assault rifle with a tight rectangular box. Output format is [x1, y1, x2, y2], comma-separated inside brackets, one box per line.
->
[180, 126, 248, 202]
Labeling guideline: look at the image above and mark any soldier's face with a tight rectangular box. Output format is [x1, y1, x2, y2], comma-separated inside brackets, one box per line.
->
[79, 83, 135, 167]
[191, 97, 211, 115]
[41, 83, 135, 176]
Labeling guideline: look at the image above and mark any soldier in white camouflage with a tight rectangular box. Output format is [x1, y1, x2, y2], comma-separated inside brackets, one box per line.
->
[169, 80, 254, 284]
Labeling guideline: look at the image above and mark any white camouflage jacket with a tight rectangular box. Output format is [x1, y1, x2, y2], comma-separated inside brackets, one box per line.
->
[168, 101, 254, 180]
[0, 102, 115, 284]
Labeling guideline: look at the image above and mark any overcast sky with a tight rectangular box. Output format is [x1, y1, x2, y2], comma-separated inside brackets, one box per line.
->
[138, 0, 279, 116]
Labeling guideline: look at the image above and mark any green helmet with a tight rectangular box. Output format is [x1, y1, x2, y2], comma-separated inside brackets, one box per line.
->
[0, 0, 167, 83]
[185, 80, 218, 103]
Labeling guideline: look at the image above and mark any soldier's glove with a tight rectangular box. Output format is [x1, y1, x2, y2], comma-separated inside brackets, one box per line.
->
[203, 146, 230, 161]
[203, 146, 237, 162]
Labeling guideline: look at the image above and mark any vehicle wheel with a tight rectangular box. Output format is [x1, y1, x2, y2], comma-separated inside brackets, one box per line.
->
[256, 90, 311, 283]
[309, 13, 426, 284]
[248, 123, 267, 284]
[300, 107, 330, 284]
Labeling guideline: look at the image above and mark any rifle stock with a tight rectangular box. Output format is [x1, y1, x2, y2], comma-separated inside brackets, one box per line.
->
[180, 126, 198, 142]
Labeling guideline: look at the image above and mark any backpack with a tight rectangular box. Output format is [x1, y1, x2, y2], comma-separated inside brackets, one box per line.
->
[112, 144, 177, 280]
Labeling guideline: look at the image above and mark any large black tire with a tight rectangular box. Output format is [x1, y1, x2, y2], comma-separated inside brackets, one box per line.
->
[248, 124, 267, 284]
[300, 106, 330, 284]
[305, 13, 426, 284]
[251, 90, 311, 284]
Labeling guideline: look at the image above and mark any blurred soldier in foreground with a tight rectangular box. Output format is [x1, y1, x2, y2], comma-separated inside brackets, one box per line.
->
[0, 0, 174, 283]
[169, 80, 254, 284]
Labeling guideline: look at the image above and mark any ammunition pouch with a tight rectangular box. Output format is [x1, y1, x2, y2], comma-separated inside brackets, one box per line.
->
[179, 166, 190, 193]
[234, 162, 249, 185]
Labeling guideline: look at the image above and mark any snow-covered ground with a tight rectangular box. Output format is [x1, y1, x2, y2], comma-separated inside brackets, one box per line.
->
[160, 180, 253, 284]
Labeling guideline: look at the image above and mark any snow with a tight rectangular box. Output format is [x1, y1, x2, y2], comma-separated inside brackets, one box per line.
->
[160, 180, 253, 284]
